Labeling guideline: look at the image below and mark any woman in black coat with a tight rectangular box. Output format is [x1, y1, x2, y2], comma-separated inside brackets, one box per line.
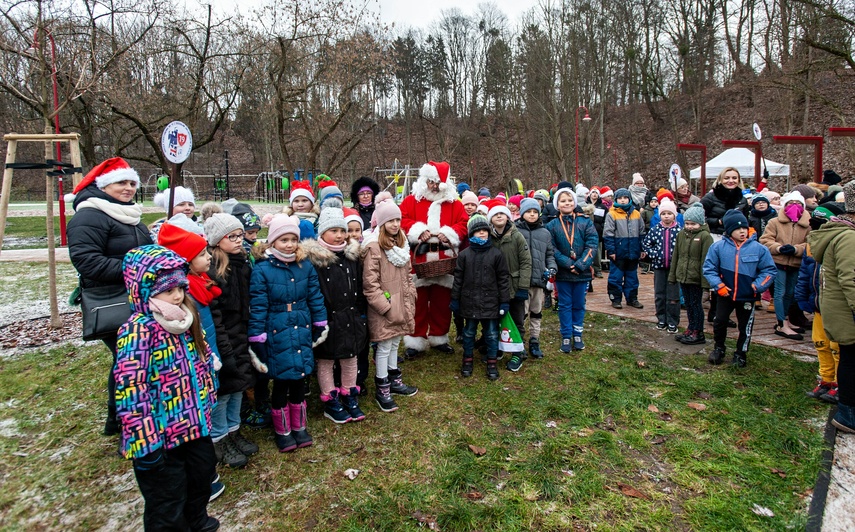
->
[350, 176, 381, 229]
[700, 167, 748, 235]
[66, 158, 152, 436]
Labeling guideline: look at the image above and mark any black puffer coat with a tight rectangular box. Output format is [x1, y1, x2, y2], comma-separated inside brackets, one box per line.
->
[588, 198, 607, 238]
[350, 176, 381, 229]
[303, 239, 368, 360]
[515, 218, 558, 288]
[700, 185, 747, 235]
[67, 186, 152, 289]
[451, 242, 510, 320]
[209, 252, 254, 395]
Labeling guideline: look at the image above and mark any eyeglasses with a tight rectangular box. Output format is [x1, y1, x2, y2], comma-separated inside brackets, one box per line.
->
[357, 191, 373, 196]
[226, 232, 245, 242]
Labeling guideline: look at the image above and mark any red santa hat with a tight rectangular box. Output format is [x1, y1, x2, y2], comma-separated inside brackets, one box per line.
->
[343, 207, 363, 229]
[419, 161, 451, 192]
[157, 221, 207, 263]
[486, 199, 511, 222]
[66, 157, 139, 202]
[600, 186, 614, 198]
[289, 180, 315, 204]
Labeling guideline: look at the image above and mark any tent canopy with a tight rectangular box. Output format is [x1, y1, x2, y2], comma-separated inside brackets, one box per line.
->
[689, 147, 790, 179]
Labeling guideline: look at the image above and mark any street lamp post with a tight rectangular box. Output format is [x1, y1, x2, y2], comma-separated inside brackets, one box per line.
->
[31, 27, 67, 246]
[575, 106, 592, 184]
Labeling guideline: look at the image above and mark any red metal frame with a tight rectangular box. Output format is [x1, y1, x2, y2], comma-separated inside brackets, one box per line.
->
[676, 143, 707, 195]
[773, 135, 823, 183]
[829, 127, 855, 137]
[721, 140, 762, 182]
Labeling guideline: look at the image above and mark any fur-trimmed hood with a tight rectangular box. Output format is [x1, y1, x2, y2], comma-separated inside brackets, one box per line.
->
[350, 176, 380, 205]
[301, 238, 361, 268]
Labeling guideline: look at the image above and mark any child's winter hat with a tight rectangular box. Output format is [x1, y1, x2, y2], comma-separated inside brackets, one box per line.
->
[509, 194, 523, 210]
[751, 194, 769, 208]
[157, 220, 207, 262]
[487, 199, 512, 222]
[655, 188, 674, 203]
[204, 213, 243, 246]
[520, 197, 541, 215]
[823, 169, 842, 186]
[267, 214, 302, 242]
[781, 190, 806, 208]
[220, 198, 239, 214]
[289, 181, 315, 204]
[671, 177, 688, 191]
[457, 182, 471, 196]
[461, 190, 479, 207]
[575, 185, 589, 206]
[614, 188, 632, 201]
[153, 186, 195, 212]
[552, 187, 576, 210]
[478, 187, 491, 197]
[343, 207, 363, 229]
[722, 209, 749, 236]
[683, 203, 706, 225]
[658, 197, 677, 216]
[599, 186, 614, 198]
[151, 265, 189, 298]
[373, 199, 401, 230]
[467, 214, 490, 236]
[764, 190, 781, 205]
[66, 157, 140, 202]
[534, 189, 550, 204]
[317, 178, 343, 208]
[476, 204, 488, 216]
[631, 172, 645, 185]
[317, 206, 347, 236]
[845, 180, 855, 213]
[495, 192, 507, 204]
[231, 203, 261, 231]
[810, 203, 844, 230]
[792, 184, 816, 201]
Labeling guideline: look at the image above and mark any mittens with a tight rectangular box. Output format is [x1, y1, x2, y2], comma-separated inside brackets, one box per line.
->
[499, 303, 510, 316]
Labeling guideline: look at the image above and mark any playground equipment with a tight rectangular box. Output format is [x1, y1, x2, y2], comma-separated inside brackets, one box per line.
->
[373, 160, 414, 202]
[141, 172, 199, 204]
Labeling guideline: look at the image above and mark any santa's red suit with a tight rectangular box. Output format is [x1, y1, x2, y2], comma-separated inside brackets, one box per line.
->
[400, 161, 469, 353]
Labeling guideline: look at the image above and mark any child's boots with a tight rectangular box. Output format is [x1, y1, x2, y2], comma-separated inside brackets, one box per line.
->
[731, 351, 747, 368]
[529, 339, 543, 359]
[271, 407, 297, 452]
[388, 368, 418, 396]
[708, 346, 726, 365]
[339, 387, 366, 421]
[375, 377, 399, 412]
[288, 401, 313, 448]
[461, 356, 474, 377]
[486, 359, 500, 381]
[322, 390, 352, 424]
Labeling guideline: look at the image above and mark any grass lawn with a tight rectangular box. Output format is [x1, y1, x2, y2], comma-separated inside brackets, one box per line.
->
[0, 272, 828, 531]
[1, 213, 165, 250]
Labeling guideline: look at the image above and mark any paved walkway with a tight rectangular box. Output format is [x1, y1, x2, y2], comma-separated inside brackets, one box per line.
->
[585, 272, 815, 356]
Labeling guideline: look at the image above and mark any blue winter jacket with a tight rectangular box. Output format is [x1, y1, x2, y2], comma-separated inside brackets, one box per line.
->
[642, 223, 680, 270]
[248, 251, 327, 381]
[649, 209, 684, 228]
[794, 254, 819, 314]
[194, 302, 221, 360]
[546, 211, 598, 283]
[603, 204, 644, 260]
[703, 235, 777, 301]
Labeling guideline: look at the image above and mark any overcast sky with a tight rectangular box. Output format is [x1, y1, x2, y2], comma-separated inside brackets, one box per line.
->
[207, 0, 536, 31]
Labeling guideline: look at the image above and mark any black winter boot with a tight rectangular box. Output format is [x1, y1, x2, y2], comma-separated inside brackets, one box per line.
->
[461, 356, 474, 377]
[388, 368, 418, 396]
[339, 388, 366, 421]
[486, 359, 500, 381]
[529, 339, 543, 359]
[731, 351, 747, 368]
[322, 390, 352, 424]
[375, 377, 399, 412]
[708, 346, 726, 365]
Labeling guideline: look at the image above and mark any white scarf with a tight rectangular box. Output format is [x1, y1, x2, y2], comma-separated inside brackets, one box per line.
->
[77, 197, 142, 225]
[385, 244, 410, 267]
[150, 301, 194, 334]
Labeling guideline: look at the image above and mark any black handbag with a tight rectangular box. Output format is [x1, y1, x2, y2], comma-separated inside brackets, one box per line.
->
[80, 285, 131, 341]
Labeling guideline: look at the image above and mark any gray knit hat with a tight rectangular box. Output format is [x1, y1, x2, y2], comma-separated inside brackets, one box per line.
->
[520, 197, 541, 215]
[317, 206, 347, 236]
[204, 213, 243, 246]
[467, 214, 490, 237]
[683, 203, 706, 225]
[845, 180, 855, 214]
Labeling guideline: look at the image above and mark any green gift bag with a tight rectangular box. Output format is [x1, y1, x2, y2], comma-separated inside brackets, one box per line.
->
[499, 313, 525, 353]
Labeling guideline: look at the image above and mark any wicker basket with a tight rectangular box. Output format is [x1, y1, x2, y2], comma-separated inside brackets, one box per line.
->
[413, 257, 457, 278]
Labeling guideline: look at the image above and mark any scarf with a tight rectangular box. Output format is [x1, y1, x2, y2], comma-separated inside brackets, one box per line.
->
[385, 244, 410, 267]
[318, 239, 347, 252]
[784, 203, 804, 223]
[628, 185, 647, 207]
[149, 300, 194, 334]
[268, 247, 296, 263]
[676, 191, 692, 204]
[76, 197, 142, 225]
[187, 272, 221, 307]
[469, 237, 491, 249]
[294, 211, 317, 224]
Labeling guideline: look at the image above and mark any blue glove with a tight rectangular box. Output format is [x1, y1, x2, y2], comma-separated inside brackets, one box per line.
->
[133, 448, 165, 471]
[249, 341, 268, 363]
[499, 303, 510, 316]
[449, 299, 460, 312]
[779, 244, 796, 255]
[514, 289, 529, 301]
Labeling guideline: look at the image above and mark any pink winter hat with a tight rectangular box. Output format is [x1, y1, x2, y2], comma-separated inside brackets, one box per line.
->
[658, 197, 678, 216]
[266, 214, 301, 242]
[461, 190, 479, 206]
[509, 194, 523, 209]
[373, 198, 402, 230]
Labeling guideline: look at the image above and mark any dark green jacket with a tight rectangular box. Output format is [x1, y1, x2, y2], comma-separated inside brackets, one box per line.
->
[490, 223, 532, 298]
[668, 224, 713, 288]
[808, 219, 855, 345]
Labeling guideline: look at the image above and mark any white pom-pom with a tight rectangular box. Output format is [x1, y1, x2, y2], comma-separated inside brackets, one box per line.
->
[261, 213, 275, 226]
[63, 193, 76, 203]
[374, 190, 393, 205]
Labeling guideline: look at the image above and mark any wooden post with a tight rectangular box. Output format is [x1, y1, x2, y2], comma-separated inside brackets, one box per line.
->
[0, 140, 19, 256]
[166, 162, 183, 219]
[69, 137, 84, 190]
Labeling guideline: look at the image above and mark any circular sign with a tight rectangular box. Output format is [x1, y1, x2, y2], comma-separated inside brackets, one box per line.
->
[753, 123, 762, 140]
[161, 121, 193, 164]
[669, 163, 682, 189]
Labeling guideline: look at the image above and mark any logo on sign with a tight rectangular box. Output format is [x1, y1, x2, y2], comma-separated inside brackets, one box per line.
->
[161, 121, 193, 164]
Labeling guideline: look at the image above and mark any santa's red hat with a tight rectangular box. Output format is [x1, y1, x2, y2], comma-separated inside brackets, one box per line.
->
[66, 157, 139, 201]
[289, 180, 315, 204]
[420, 161, 451, 192]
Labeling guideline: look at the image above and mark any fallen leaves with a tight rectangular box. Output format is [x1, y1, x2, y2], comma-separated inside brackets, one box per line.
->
[0, 312, 82, 349]
[463, 490, 483, 500]
[687, 402, 707, 411]
[770, 468, 787, 479]
[343, 468, 359, 480]
[617, 482, 650, 500]
[658, 412, 673, 421]
[636, 360, 647, 368]
[650, 436, 667, 445]
[648, 404, 660, 413]
[411, 511, 440, 530]
[468, 444, 486, 456]
[751, 504, 775, 517]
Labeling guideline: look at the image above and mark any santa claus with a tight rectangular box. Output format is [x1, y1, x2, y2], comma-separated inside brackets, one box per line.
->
[400, 161, 469, 358]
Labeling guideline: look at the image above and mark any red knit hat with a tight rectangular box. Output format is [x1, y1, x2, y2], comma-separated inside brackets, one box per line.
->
[66, 157, 139, 201]
[343, 207, 363, 229]
[656, 188, 675, 202]
[158, 222, 207, 263]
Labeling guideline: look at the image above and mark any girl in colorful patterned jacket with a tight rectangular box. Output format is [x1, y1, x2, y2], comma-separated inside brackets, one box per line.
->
[642, 198, 682, 333]
[248, 214, 328, 452]
[114, 245, 219, 532]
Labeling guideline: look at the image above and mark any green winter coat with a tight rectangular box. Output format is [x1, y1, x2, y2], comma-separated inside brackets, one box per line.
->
[490, 223, 532, 298]
[808, 219, 855, 345]
[668, 223, 713, 288]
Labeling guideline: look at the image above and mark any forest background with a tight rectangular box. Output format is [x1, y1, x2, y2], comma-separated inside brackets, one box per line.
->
[1, 0, 854, 199]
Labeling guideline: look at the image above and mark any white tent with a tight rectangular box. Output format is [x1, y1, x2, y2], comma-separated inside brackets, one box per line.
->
[689, 147, 790, 179]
